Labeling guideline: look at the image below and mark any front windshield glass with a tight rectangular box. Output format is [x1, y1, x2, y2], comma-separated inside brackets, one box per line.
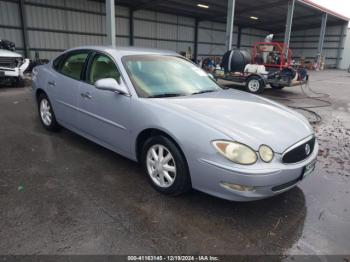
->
[122, 55, 222, 98]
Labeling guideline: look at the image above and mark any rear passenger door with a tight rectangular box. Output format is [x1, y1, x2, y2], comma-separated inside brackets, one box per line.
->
[49, 50, 90, 128]
[76, 52, 132, 155]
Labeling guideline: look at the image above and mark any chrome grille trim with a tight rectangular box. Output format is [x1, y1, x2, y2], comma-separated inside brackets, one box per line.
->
[282, 135, 315, 164]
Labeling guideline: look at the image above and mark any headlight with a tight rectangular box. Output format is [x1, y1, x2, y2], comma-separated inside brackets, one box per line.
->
[259, 145, 274, 162]
[212, 140, 257, 165]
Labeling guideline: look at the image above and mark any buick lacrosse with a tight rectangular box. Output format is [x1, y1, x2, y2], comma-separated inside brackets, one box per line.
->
[32, 46, 318, 201]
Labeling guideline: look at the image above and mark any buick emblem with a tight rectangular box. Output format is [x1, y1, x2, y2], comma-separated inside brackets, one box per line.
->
[305, 144, 311, 155]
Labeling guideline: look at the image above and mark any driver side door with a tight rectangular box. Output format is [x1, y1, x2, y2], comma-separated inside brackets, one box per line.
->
[76, 52, 132, 156]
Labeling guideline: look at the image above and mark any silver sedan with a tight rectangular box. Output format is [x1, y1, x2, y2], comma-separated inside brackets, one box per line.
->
[32, 46, 318, 201]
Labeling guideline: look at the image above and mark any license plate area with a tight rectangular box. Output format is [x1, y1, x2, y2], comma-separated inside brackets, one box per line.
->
[302, 160, 316, 179]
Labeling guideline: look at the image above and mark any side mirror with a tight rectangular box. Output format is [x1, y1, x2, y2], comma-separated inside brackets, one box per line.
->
[95, 78, 129, 95]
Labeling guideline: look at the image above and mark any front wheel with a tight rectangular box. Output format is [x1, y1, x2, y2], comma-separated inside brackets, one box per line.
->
[141, 135, 191, 196]
[37, 93, 60, 131]
[245, 76, 265, 94]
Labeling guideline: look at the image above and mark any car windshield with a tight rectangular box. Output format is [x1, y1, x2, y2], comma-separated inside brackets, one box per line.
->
[122, 55, 222, 98]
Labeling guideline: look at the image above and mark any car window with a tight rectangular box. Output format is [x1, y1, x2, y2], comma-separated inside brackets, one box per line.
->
[88, 54, 120, 84]
[59, 52, 89, 80]
[123, 55, 221, 98]
[53, 54, 64, 71]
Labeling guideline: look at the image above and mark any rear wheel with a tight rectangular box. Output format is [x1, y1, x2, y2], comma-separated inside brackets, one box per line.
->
[245, 76, 265, 94]
[141, 135, 191, 195]
[37, 93, 60, 131]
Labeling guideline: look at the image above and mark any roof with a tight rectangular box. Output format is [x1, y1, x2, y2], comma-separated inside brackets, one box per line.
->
[65, 46, 178, 57]
[111, 0, 349, 32]
[298, 0, 349, 21]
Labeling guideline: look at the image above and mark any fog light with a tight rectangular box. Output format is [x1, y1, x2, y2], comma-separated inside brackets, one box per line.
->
[220, 182, 255, 192]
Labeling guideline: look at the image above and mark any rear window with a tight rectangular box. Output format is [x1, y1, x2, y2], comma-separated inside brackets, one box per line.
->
[54, 51, 89, 80]
[53, 55, 64, 71]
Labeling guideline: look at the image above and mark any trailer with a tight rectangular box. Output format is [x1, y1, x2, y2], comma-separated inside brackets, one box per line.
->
[214, 42, 308, 94]
[214, 69, 308, 94]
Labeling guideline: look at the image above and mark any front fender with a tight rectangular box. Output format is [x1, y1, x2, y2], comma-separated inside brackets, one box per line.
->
[129, 98, 232, 163]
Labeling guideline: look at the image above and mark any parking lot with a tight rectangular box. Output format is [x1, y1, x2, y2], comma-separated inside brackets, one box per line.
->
[0, 69, 349, 256]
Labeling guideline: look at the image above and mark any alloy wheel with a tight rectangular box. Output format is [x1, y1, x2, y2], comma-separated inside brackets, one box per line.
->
[146, 144, 177, 188]
[40, 98, 52, 126]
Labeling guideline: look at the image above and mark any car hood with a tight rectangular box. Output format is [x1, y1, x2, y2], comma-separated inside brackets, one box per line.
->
[151, 89, 314, 153]
[0, 49, 22, 58]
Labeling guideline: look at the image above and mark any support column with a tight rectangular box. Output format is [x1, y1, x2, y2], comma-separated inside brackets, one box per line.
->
[193, 18, 199, 62]
[106, 0, 116, 46]
[237, 26, 242, 48]
[284, 0, 295, 58]
[19, 0, 30, 58]
[129, 8, 134, 46]
[317, 13, 328, 55]
[316, 13, 327, 68]
[225, 0, 235, 51]
[336, 22, 347, 68]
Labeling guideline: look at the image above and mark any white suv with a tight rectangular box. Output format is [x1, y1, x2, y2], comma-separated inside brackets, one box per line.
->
[0, 46, 30, 86]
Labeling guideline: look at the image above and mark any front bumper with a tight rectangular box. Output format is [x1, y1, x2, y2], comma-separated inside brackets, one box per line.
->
[0, 58, 30, 79]
[190, 141, 319, 201]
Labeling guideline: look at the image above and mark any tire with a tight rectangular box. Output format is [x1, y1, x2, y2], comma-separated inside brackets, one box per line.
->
[245, 76, 265, 94]
[270, 83, 285, 89]
[141, 135, 192, 196]
[37, 93, 60, 131]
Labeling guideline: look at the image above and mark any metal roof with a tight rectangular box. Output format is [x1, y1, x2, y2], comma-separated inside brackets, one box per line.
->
[112, 0, 349, 32]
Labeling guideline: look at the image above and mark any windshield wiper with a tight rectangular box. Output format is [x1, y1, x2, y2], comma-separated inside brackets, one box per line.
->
[190, 90, 217, 95]
[147, 93, 185, 98]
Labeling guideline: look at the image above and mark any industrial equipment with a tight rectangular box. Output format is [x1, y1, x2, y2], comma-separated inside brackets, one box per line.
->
[215, 39, 308, 94]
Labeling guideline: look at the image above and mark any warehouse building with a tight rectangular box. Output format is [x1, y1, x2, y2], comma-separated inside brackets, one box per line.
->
[0, 0, 348, 69]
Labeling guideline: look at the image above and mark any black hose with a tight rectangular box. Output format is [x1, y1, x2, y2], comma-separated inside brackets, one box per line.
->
[264, 78, 332, 124]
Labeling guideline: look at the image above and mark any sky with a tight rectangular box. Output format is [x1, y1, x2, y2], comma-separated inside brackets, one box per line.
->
[309, 0, 350, 20]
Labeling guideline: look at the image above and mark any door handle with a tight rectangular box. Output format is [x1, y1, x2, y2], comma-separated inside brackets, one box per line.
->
[48, 81, 56, 86]
[81, 92, 92, 99]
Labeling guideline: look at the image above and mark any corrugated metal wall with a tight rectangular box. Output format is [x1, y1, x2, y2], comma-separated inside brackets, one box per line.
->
[275, 24, 346, 68]
[0, 0, 196, 60]
[197, 21, 269, 59]
[133, 10, 195, 53]
[0, 0, 345, 68]
[0, 0, 269, 61]
[339, 28, 350, 70]
[0, 0, 23, 52]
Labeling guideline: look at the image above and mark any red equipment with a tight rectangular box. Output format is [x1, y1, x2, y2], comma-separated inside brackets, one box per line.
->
[252, 42, 292, 70]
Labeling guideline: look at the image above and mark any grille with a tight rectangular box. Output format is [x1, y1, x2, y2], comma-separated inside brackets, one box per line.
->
[0, 57, 17, 68]
[282, 137, 315, 164]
